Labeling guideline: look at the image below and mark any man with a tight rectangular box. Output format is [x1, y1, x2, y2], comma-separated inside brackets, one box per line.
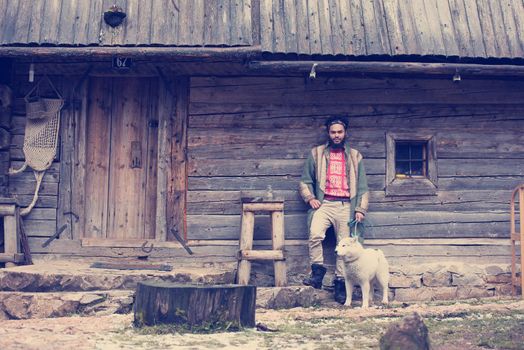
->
[299, 116, 369, 303]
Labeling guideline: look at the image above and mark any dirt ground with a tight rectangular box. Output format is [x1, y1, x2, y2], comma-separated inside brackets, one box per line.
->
[0, 297, 523, 350]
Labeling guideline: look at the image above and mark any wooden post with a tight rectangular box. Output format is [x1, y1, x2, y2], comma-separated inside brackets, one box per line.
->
[3, 204, 19, 267]
[272, 210, 287, 287]
[134, 281, 256, 329]
[237, 210, 255, 285]
[520, 188, 524, 298]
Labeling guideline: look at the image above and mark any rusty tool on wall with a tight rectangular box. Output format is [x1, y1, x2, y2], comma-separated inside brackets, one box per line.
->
[42, 224, 68, 248]
[171, 228, 194, 255]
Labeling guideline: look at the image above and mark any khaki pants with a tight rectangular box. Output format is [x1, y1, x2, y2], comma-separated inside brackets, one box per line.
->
[309, 200, 350, 277]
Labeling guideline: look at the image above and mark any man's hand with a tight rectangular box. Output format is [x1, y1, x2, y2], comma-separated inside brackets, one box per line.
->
[355, 212, 365, 222]
[308, 199, 321, 209]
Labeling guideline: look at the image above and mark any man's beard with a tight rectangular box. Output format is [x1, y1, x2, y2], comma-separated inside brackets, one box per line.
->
[329, 137, 346, 149]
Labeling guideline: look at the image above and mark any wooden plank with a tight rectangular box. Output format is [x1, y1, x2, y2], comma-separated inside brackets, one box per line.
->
[86, 0, 103, 45]
[186, 211, 511, 240]
[337, 0, 353, 56]
[204, 0, 219, 45]
[306, 0, 322, 54]
[240, 0, 253, 45]
[1, 0, 20, 44]
[57, 79, 75, 239]
[410, 0, 434, 55]
[271, 0, 286, 52]
[317, 0, 333, 55]
[498, 0, 522, 57]
[463, 0, 487, 57]
[56, 0, 77, 44]
[382, 0, 404, 55]
[396, 0, 421, 54]
[474, 0, 499, 58]
[23, 219, 56, 237]
[84, 77, 111, 238]
[447, 0, 472, 57]
[144, 79, 159, 240]
[243, 202, 284, 212]
[169, 76, 189, 241]
[155, 75, 174, 242]
[123, 0, 139, 45]
[421, 0, 446, 56]
[228, 0, 241, 45]
[215, 0, 231, 46]
[136, 0, 153, 44]
[486, 0, 511, 57]
[149, 0, 170, 45]
[3, 211, 19, 267]
[12, 0, 32, 44]
[271, 210, 287, 286]
[72, 0, 90, 44]
[9, 180, 58, 196]
[439, 159, 524, 177]
[362, 0, 390, 55]
[283, 0, 298, 53]
[240, 249, 284, 261]
[237, 211, 255, 284]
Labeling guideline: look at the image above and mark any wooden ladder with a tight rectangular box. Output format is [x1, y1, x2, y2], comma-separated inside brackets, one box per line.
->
[236, 198, 287, 287]
[511, 184, 524, 297]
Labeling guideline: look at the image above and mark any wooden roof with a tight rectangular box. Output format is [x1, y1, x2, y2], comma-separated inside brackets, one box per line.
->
[1, 0, 523, 59]
[260, 0, 524, 58]
[0, 0, 252, 47]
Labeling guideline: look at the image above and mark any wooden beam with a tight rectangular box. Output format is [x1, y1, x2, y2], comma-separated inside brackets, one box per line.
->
[0, 46, 262, 59]
[248, 60, 524, 78]
[238, 249, 284, 261]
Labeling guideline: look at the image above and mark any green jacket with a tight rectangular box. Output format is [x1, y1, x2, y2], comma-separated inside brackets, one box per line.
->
[299, 142, 369, 236]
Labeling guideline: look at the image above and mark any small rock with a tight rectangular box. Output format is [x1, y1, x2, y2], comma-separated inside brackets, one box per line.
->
[380, 312, 431, 350]
[79, 294, 106, 305]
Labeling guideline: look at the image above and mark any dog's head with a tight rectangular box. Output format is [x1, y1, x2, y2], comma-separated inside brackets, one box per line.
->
[335, 236, 363, 258]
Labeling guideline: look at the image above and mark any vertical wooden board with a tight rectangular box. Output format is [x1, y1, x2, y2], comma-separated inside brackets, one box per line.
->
[107, 78, 149, 240]
[410, 0, 434, 55]
[215, 0, 231, 46]
[434, 0, 460, 56]
[71, 79, 88, 239]
[486, 0, 511, 58]
[176, 0, 192, 45]
[136, 0, 153, 44]
[57, 78, 76, 239]
[396, 0, 422, 54]
[56, 0, 77, 44]
[86, 0, 103, 45]
[73, 0, 91, 44]
[382, 0, 405, 55]
[462, 0, 486, 57]
[317, 0, 333, 55]
[1, 0, 20, 44]
[371, 0, 391, 55]
[204, 0, 219, 45]
[271, 0, 286, 53]
[338, 0, 354, 55]
[328, 0, 344, 55]
[101, 0, 127, 45]
[498, 0, 522, 57]
[348, 0, 366, 55]
[228, 0, 241, 44]
[447, 0, 473, 57]
[360, 0, 384, 55]
[12, 0, 32, 44]
[155, 78, 174, 242]
[259, 0, 274, 51]
[170, 77, 189, 241]
[144, 78, 159, 239]
[240, 0, 252, 45]
[283, 0, 298, 53]
[475, 0, 499, 57]
[192, 0, 205, 45]
[421, 0, 446, 56]
[40, 0, 62, 44]
[0, 0, 9, 43]
[512, 0, 524, 56]
[150, 0, 168, 45]
[307, 0, 322, 54]
[85, 78, 111, 238]
[123, 0, 140, 45]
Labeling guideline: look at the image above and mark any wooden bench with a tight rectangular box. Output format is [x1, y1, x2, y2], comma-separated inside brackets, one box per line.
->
[0, 198, 22, 267]
[237, 197, 287, 287]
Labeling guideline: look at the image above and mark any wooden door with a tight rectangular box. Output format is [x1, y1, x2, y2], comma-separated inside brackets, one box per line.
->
[84, 77, 158, 240]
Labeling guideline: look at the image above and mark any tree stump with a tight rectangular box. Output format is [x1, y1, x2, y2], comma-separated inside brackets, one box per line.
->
[134, 281, 256, 330]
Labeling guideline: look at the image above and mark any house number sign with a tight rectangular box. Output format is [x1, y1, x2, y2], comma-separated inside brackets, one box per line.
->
[112, 57, 133, 69]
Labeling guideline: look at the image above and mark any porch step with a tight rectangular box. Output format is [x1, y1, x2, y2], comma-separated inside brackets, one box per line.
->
[0, 290, 134, 320]
[0, 259, 236, 292]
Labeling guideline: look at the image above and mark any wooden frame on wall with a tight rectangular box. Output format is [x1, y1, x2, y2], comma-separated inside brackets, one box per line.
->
[385, 131, 438, 197]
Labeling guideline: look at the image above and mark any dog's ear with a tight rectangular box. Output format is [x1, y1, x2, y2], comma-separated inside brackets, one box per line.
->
[350, 236, 358, 244]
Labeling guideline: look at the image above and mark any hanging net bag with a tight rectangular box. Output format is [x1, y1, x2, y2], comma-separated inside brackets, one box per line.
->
[9, 76, 63, 216]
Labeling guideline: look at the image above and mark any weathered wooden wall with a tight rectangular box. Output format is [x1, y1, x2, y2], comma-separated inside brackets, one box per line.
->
[187, 75, 524, 241]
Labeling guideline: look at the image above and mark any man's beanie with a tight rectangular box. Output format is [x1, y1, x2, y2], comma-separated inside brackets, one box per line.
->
[325, 116, 349, 131]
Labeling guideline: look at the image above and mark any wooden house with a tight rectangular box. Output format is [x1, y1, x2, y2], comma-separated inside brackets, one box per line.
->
[0, 0, 523, 298]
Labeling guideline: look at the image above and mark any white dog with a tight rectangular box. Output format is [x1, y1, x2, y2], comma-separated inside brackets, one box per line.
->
[335, 236, 389, 308]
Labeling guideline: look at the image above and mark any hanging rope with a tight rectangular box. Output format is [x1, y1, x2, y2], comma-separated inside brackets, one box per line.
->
[9, 76, 63, 216]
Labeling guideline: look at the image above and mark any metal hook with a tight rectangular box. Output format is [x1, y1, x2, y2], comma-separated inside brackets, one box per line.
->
[141, 241, 154, 253]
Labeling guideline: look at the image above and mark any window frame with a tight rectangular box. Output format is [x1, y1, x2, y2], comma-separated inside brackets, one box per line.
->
[385, 132, 438, 197]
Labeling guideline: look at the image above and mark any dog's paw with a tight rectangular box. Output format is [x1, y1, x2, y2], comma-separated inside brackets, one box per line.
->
[343, 301, 352, 307]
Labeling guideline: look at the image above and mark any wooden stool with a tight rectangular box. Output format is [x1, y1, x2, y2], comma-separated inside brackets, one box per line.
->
[0, 198, 21, 267]
[511, 184, 524, 298]
[237, 198, 287, 286]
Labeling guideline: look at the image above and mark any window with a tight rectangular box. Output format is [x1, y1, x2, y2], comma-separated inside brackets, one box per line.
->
[386, 133, 437, 196]
[395, 142, 427, 178]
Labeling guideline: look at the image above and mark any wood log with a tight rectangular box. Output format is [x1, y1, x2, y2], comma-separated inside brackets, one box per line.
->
[134, 281, 256, 330]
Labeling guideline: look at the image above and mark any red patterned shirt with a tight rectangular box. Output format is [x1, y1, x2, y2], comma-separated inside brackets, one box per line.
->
[325, 148, 350, 198]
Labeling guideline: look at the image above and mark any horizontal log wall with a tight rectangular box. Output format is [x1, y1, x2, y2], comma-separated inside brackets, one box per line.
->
[187, 76, 524, 241]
